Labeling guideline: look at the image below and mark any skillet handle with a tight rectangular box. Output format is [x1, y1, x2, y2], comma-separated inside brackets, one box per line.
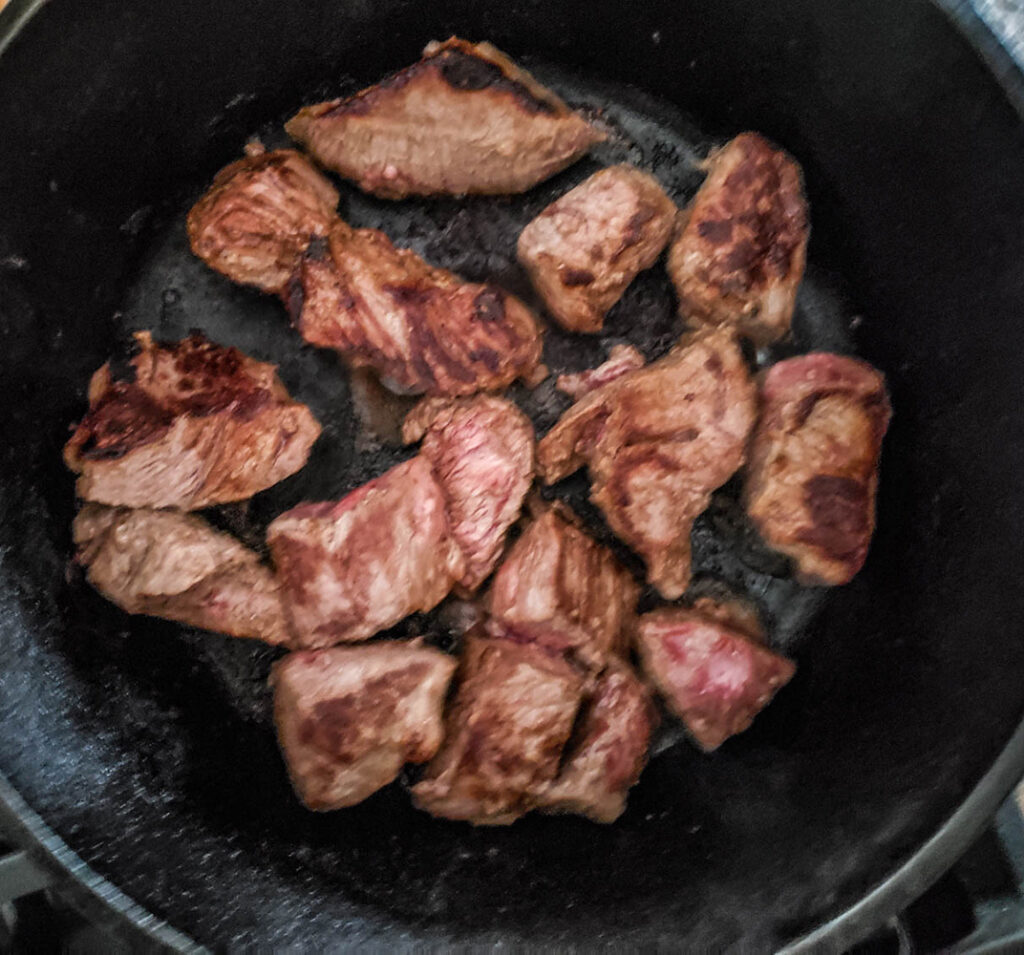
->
[0, 848, 55, 904]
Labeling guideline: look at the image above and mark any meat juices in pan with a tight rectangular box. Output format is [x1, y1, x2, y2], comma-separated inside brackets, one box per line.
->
[667, 132, 809, 345]
[285, 37, 604, 198]
[73, 504, 292, 646]
[187, 144, 339, 294]
[538, 328, 757, 599]
[267, 456, 466, 646]
[487, 505, 639, 668]
[272, 642, 456, 810]
[412, 623, 586, 825]
[402, 395, 535, 593]
[64, 332, 322, 511]
[537, 659, 657, 824]
[518, 164, 676, 333]
[290, 220, 544, 396]
[745, 353, 891, 585]
[636, 605, 795, 751]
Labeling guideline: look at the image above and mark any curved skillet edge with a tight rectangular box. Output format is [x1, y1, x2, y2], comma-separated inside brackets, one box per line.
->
[0, 771, 204, 953]
[0, 0, 46, 58]
[932, 0, 1024, 120]
[785, 717, 1024, 952]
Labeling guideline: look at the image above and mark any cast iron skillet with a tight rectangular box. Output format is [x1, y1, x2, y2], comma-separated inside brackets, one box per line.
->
[2, 0, 1024, 949]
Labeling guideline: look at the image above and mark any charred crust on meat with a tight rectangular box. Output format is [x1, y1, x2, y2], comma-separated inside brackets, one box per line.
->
[472, 287, 506, 322]
[323, 45, 556, 120]
[438, 51, 505, 90]
[792, 385, 891, 434]
[603, 446, 681, 511]
[792, 390, 835, 429]
[669, 427, 700, 443]
[71, 335, 278, 457]
[379, 284, 436, 389]
[298, 665, 430, 761]
[696, 218, 734, 244]
[75, 383, 174, 460]
[699, 141, 807, 290]
[613, 207, 659, 258]
[383, 283, 430, 309]
[720, 240, 759, 280]
[435, 50, 555, 114]
[517, 166, 675, 335]
[287, 233, 539, 387]
[668, 133, 808, 344]
[305, 234, 330, 260]
[285, 275, 305, 324]
[264, 534, 320, 608]
[230, 148, 289, 177]
[559, 267, 595, 287]
[797, 474, 870, 562]
[467, 347, 501, 372]
[176, 333, 240, 377]
[65, 331, 321, 510]
[169, 335, 273, 418]
[402, 301, 478, 386]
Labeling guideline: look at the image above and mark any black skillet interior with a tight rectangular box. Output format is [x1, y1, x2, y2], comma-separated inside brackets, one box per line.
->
[2, 0, 1024, 949]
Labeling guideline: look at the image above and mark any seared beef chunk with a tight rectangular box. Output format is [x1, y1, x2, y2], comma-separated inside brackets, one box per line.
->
[267, 456, 465, 646]
[487, 505, 638, 667]
[412, 623, 585, 825]
[518, 165, 676, 332]
[286, 37, 603, 198]
[537, 329, 756, 598]
[556, 344, 645, 399]
[73, 504, 290, 645]
[269, 395, 535, 644]
[745, 353, 891, 584]
[291, 220, 543, 396]
[187, 144, 338, 294]
[64, 332, 321, 510]
[273, 642, 456, 810]
[538, 660, 656, 822]
[636, 606, 795, 751]
[667, 133, 808, 344]
[403, 395, 534, 592]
